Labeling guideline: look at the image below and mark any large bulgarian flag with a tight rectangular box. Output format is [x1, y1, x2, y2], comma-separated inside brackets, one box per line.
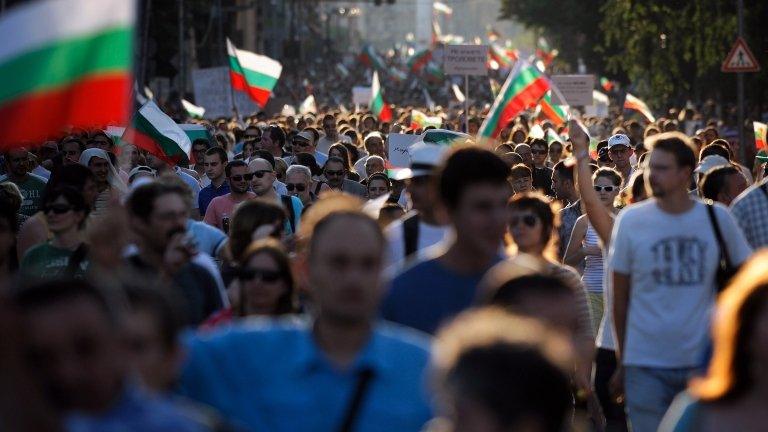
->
[227, 38, 281, 108]
[538, 89, 569, 126]
[407, 48, 432, 74]
[478, 60, 550, 140]
[624, 93, 656, 123]
[122, 101, 192, 165]
[0, 0, 134, 148]
[370, 71, 392, 122]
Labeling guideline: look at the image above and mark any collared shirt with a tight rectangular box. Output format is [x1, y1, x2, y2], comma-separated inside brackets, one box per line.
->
[198, 180, 230, 216]
[558, 199, 582, 260]
[730, 179, 768, 249]
[178, 318, 433, 432]
[65, 383, 207, 432]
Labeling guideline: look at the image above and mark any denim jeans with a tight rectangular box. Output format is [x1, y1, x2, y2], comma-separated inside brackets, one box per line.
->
[624, 366, 694, 432]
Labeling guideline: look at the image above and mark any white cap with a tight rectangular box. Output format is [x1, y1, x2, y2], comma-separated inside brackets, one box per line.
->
[392, 142, 448, 181]
[695, 155, 731, 174]
[607, 134, 632, 148]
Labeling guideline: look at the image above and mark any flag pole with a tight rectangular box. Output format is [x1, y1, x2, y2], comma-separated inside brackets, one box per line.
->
[464, 74, 469, 133]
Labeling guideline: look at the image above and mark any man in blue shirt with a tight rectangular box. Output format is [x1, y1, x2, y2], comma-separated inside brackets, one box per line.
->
[179, 197, 433, 431]
[197, 147, 229, 215]
[382, 147, 512, 334]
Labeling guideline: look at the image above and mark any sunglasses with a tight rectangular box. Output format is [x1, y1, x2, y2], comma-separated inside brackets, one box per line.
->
[238, 267, 282, 282]
[531, 149, 547, 155]
[230, 173, 254, 182]
[325, 170, 344, 177]
[286, 183, 307, 192]
[44, 203, 74, 215]
[252, 170, 273, 178]
[510, 214, 539, 228]
[594, 186, 617, 192]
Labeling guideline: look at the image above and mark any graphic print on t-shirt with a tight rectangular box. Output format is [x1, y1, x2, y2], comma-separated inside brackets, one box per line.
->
[650, 236, 707, 286]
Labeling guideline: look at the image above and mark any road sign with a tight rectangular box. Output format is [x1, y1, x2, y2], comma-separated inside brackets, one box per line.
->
[551, 75, 595, 106]
[722, 37, 760, 73]
[443, 45, 488, 76]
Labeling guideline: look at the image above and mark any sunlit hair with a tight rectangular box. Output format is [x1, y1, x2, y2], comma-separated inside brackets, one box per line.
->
[690, 251, 768, 401]
[506, 192, 561, 262]
[297, 192, 382, 255]
[593, 167, 623, 186]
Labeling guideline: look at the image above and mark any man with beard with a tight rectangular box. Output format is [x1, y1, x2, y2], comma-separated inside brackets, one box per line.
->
[203, 160, 256, 232]
[127, 181, 223, 325]
[324, 156, 366, 198]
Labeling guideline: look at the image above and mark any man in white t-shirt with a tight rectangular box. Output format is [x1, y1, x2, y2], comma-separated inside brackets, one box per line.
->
[316, 114, 350, 155]
[608, 132, 752, 432]
[384, 143, 450, 274]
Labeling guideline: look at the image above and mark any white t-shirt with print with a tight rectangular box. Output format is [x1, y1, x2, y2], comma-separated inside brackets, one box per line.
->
[608, 199, 751, 368]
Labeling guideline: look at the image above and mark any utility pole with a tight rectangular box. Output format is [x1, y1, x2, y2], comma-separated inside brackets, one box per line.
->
[737, 0, 746, 165]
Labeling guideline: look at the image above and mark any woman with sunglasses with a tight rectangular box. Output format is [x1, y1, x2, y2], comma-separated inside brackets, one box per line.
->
[328, 143, 360, 181]
[19, 186, 90, 279]
[564, 167, 623, 331]
[506, 192, 602, 427]
[235, 238, 297, 317]
[660, 251, 768, 432]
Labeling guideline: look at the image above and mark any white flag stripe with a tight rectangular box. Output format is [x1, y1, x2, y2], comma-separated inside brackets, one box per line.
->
[228, 38, 282, 79]
[139, 101, 192, 156]
[0, 0, 135, 65]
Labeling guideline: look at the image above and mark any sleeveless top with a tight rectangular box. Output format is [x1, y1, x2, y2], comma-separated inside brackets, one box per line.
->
[582, 223, 604, 293]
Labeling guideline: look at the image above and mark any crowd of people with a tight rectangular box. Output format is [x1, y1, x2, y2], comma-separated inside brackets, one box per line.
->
[1, 97, 768, 432]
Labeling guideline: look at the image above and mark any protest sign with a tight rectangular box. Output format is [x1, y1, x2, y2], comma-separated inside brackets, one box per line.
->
[551, 75, 595, 106]
[387, 133, 421, 168]
[443, 45, 488, 76]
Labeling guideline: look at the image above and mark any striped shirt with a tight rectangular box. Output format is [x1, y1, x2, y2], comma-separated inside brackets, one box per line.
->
[582, 223, 604, 293]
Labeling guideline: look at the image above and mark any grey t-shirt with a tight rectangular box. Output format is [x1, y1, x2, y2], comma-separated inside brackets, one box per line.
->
[608, 199, 752, 368]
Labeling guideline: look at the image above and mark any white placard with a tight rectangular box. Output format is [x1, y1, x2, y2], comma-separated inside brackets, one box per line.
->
[585, 90, 609, 118]
[352, 86, 372, 106]
[191, 67, 260, 119]
[387, 133, 421, 168]
[551, 75, 595, 106]
[443, 45, 488, 76]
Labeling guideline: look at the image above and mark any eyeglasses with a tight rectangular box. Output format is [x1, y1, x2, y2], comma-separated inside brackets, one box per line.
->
[509, 214, 538, 228]
[325, 170, 344, 177]
[230, 173, 254, 182]
[286, 183, 307, 192]
[44, 203, 74, 215]
[238, 267, 282, 282]
[252, 170, 273, 178]
[594, 186, 617, 192]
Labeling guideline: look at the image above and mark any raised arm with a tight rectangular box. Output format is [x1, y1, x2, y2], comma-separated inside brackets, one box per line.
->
[568, 120, 615, 244]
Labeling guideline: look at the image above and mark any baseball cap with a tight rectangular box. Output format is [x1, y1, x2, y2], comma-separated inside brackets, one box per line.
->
[294, 131, 314, 144]
[128, 165, 156, 182]
[694, 155, 731, 174]
[607, 134, 632, 149]
[392, 142, 447, 181]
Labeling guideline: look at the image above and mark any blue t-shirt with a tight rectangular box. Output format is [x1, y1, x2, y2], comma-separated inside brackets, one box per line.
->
[382, 256, 502, 334]
[178, 318, 433, 432]
[198, 181, 230, 216]
[280, 194, 303, 235]
[186, 219, 227, 258]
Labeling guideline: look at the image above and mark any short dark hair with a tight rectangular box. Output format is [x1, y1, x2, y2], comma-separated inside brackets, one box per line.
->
[509, 163, 532, 180]
[14, 278, 117, 326]
[225, 159, 248, 178]
[483, 274, 574, 308]
[700, 143, 731, 161]
[324, 156, 346, 171]
[367, 173, 391, 189]
[267, 125, 286, 147]
[593, 167, 623, 186]
[126, 181, 189, 221]
[529, 138, 548, 150]
[552, 161, 574, 182]
[205, 146, 228, 164]
[192, 138, 210, 150]
[508, 193, 557, 247]
[646, 131, 697, 170]
[700, 166, 740, 202]
[439, 147, 510, 210]
[43, 164, 95, 205]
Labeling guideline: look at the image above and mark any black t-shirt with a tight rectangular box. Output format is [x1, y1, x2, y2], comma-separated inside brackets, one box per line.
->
[126, 254, 223, 325]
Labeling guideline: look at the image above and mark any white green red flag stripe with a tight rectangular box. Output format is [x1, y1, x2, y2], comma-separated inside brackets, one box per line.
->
[0, 0, 134, 148]
[489, 43, 513, 70]
[407, 48, 432, 74]
[754, 121, 767, 152]
[478, 60, 551, 140]
[624, 93, 656, 122]
[410, 110, 442, 129]
[182, 99, 205, 118]
[546, 128, 564, 146]
[538, 90, 569, 125]
[227, 38, 282, 108]
[359, 45, 387, 71]
[370, 71, 392, 122]
[122, 101, 192, 165]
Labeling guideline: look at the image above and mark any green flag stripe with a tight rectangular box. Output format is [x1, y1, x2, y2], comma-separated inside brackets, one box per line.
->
[482, 66, 540, 135]
[0, 27, 131, 106]
[133, 113, 186, 157]
[370, 93, 385, 115]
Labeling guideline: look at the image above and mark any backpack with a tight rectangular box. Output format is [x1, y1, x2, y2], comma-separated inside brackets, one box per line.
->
[280, 195, 296, 234]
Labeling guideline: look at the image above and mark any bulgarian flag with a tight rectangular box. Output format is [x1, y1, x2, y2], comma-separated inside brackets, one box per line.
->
[359, 45, 387, 71]
[181, 99, 205, 119]
[624, 93, 656, 123]
[755, 121, 767, 156]
[546, 128, 564, 146]
[227, 38, 282, 108]
[600, 77, 615, 92]
[370, 71, 392, 122]
[0, 0, 134, 148]
[410, 110, 442, 129]
[478, 60, 550, 140]
[538, 89, 569, 126]
[122, 101, 192, 165]
[489, 43, 513, 70]
[407, 48, 432, 74]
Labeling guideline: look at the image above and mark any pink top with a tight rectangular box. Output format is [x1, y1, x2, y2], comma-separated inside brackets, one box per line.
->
[203, 192, 256, 230]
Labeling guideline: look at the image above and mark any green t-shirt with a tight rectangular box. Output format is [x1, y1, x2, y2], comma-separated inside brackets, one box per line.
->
[1, 174, 47, 216]
[20, 242, 89, 279]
